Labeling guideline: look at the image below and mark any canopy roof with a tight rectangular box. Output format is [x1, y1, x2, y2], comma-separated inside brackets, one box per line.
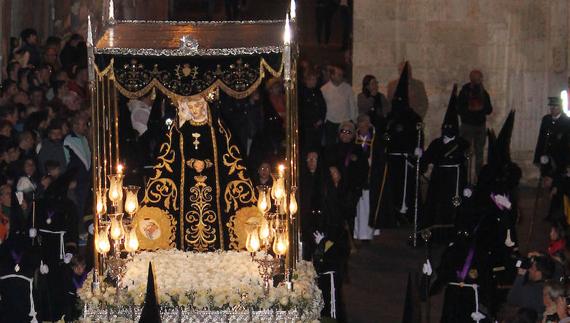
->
[91, 20, 286, 99]
[95, 20, 284, 56]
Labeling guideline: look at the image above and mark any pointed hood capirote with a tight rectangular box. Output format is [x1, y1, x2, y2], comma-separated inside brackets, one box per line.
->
[497, 110, 515, 164]
[478, 112, 521, 193]
[139, 262, 161, 323]
[441, 84, 459, 136]
[391, 61, 410, 112]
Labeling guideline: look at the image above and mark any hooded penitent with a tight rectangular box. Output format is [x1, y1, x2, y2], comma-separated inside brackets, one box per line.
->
[441, 84, 459, 137]
[391, 61, 410, 112]
[478, 111, 521, 194]
[139, 262, 161, 323]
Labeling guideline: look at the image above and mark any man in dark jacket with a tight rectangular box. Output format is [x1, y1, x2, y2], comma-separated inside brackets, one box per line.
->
[534, 96, 570, 182]
[457, 70, 493, 176]
[64, 113, 91, 230]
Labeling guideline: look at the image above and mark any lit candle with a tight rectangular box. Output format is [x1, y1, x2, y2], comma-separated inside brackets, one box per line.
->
[290, 0, 296, 21]
[96, 189, 107, 215]
[124, 186, 140, 216]
[283, 15, 291, 81]
[250, 230, 260, 252]
[117, 164, 124, 174]
[97, 229, 111, 254]
[289, 192, 298, 215]
[107, 174, 124, 205]
[259, 220, 271, 241]
[124, 227, 139, 252]
[109, 0, 115, 21]
[257, 188, 268, 213]
[273, 231, 288, 256]
[110, 214, 124, 240]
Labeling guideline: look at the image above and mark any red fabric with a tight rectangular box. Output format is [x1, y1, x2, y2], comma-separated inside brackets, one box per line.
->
[548, 239, 566, 256]
[67, 80, 87, 100]
[0, 211, 9, 243]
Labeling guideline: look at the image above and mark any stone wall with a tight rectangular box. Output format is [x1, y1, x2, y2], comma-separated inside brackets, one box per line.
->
[353, 0, 570, 181]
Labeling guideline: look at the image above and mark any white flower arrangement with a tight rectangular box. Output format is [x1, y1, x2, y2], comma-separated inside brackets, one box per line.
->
[79, 250, 323, 317]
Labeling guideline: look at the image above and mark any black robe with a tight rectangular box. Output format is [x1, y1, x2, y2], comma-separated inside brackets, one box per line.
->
[432, 194, 493, 323]
[534, 114, 570, 177]
[0, 235, 40, 323]
[35, 192, 78, 321]
[300, 167, 323, 261]
[312, 180, 350, 322]
[549, 172, 570, 223]
[324, 142, 368, 225]
[374, 108, 422, 227]
[421, 137, 469, 229]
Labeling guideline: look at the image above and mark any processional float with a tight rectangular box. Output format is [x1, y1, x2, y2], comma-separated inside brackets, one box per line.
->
[83, 1, 319, 321]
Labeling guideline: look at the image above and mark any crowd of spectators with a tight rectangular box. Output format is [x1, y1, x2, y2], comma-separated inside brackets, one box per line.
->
[0, 28, 91, 245]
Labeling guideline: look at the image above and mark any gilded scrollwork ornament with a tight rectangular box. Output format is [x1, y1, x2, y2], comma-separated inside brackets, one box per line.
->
[185, 175, 217, 252]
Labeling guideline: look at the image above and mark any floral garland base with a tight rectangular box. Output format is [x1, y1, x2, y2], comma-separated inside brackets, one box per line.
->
[82, 305, 315, 322]
[79, 250, 322, 322]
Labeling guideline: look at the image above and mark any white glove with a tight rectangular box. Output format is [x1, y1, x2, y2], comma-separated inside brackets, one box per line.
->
[491, 193, 512, 211]
[471, 311, 486, 321]
[39, 261, 49, 275]
[504, 229, 515, 247]
[64, 253, 73, 264]
[15, 192, 23, 205]
[422, 259, 433, 276]
[540, 155, 549, 165]
[313, 231, 325, 245]
[414, 147, 423, 158]
[29, 228, 37, 238]
[463, 188, 473, 198]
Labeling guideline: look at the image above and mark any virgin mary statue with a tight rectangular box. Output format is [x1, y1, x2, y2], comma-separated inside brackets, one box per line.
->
[134, 93, 257, 252]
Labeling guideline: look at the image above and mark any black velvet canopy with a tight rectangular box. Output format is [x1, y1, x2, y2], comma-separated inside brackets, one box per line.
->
[94, 20, 284, 99]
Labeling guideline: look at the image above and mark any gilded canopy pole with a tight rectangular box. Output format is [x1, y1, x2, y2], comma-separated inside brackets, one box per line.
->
[290, 4, 300, 268]
[112, 76, 120, 170]
[283, 14, 296, 277]
[87, 15, 101, 290]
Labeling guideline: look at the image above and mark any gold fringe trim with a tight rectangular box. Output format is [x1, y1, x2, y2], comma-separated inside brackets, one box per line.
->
[94, 57, 283, 100]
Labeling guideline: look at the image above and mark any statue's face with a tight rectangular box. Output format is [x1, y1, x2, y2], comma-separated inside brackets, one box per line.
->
[178, 97, 208, 125]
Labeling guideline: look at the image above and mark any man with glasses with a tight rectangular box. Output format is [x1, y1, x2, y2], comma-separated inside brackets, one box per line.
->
[325, 121, 367, 235]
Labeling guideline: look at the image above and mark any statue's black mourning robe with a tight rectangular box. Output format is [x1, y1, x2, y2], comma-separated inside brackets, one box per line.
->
[140, 104, 256, 252]
[421, 137, 469, 229]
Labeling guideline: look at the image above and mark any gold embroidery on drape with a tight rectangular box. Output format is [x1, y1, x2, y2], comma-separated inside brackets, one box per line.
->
[185, 175, 217, 252]
[142, 128, 178, 211]
[179, 126, 185, 249]
[218, 120, 256, 214]
[210, 123, 224, 249]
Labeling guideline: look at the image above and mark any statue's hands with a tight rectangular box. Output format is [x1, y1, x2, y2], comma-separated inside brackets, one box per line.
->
[313, 231, 325, 245]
